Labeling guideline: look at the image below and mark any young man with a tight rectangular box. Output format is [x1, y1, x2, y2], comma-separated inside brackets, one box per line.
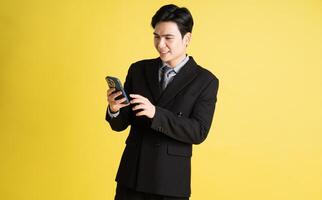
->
[106, 4, 219, 200]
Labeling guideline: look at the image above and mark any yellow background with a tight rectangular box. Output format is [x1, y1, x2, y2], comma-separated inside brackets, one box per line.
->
[1, 0, 322, 199]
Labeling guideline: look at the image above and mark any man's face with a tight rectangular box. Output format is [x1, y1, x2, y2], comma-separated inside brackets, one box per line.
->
[153, 21, 191, 67]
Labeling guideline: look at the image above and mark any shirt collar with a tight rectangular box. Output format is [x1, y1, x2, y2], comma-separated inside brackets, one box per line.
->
[162, 55, 189, 74]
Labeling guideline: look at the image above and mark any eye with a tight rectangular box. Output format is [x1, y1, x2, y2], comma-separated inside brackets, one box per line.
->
[166, 37, 174, 40]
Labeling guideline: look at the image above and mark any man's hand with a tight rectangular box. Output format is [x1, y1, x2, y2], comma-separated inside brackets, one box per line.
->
[107, 88, 130, 112]
[130, 94, 156, 118]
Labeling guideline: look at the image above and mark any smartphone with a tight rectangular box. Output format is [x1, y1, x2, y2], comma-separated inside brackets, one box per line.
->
[105, 76, 130, 104]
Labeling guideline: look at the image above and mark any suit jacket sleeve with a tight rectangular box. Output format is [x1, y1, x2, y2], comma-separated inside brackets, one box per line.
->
[105, 65, 134, 132]
[151, 77, 219, 144]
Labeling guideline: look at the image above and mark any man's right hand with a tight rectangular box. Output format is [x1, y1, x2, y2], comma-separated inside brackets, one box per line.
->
[107, 88, 130, 113]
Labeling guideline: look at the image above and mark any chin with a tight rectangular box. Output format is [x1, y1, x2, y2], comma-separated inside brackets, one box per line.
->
[159, 54, 172, 62]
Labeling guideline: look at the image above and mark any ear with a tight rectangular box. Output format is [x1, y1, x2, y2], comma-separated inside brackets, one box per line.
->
[183, 32, 192, 47]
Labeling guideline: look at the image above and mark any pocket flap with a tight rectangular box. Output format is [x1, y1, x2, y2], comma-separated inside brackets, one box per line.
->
[167, 144, 192, 157]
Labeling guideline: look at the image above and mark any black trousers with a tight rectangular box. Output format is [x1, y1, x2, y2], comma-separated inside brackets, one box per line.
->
[114, 184, 189, 200]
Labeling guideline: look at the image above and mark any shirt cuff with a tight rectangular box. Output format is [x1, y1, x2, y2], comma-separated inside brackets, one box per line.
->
[108, 106, 120, 118]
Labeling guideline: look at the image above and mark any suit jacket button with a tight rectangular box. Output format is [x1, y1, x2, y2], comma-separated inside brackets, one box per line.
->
[177, 112, 183, 117]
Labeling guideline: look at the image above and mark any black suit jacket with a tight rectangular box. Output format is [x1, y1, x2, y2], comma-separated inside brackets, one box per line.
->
[106, 56, 219, 197]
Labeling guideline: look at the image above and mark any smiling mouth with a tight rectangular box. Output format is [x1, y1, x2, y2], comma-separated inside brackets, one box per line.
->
[159, 51, 169, 55]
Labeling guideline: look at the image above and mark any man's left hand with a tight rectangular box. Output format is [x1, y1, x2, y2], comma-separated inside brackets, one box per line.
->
[130, 94, 156, 118]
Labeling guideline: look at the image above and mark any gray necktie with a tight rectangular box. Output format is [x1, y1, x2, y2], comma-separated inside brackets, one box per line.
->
[160, 66, 174, 90]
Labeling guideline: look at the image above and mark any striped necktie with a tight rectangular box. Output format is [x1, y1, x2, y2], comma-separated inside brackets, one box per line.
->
[160, 66, 174, 90]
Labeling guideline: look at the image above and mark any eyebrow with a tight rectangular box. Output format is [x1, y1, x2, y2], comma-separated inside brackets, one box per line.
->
[153, 32, 175, 37]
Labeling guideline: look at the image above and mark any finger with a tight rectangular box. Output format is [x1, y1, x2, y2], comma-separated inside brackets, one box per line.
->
[132, 104, 146, 111]
[107, 88, 115, 96]
[129, 94, 146, 100]
[108, 95, 116, 104]
[119, 102, 130, 108]
[109, 100, 130, 112]
[115, 97, 128, 104]
[135, 110, 146, 116]
[110, 91, 122, 100]
[129, 94, 141, 98]
[130, 98, 146, 105]
[108, 94, 121, 104]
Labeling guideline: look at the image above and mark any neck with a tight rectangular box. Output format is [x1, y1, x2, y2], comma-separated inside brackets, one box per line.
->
[165, 54, 187, 68]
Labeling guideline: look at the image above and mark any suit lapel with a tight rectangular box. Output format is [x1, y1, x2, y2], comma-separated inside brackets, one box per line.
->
[144, 58, 162, 103]
[157, 57, 200, 107]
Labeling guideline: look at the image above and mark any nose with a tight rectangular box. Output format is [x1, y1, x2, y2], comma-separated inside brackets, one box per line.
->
[157, 38, 166, 49]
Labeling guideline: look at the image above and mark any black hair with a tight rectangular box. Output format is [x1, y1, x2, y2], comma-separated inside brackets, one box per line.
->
[151, 4, 194, 38]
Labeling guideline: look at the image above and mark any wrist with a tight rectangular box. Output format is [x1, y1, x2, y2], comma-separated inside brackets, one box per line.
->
[109, 105, 119, 114]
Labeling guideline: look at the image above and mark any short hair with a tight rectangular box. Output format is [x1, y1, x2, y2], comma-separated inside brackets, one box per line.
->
[151, 4, 194, 38]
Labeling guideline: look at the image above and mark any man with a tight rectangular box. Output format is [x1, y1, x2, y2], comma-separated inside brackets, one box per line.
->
[106, 4, 219, 200]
